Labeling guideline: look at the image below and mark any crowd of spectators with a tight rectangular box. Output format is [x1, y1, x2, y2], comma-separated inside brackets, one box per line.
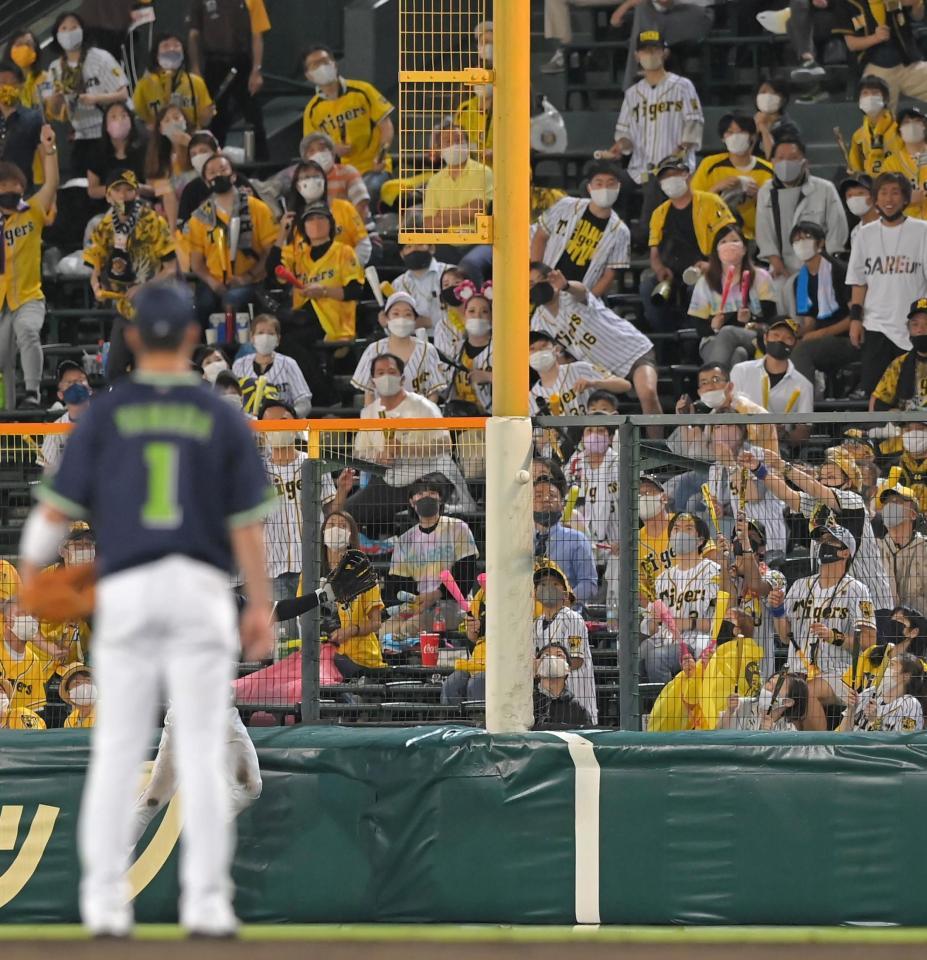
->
[5, 0, 927, 732]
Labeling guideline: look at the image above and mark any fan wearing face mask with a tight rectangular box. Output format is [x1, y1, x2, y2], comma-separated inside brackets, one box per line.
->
[565, 418, 621, 554]
[0, 60, 42, 195]
[691, 114, 774, 240]
[0, 676, 45, 729]
[882, 107, 927, 219]
[872, 298, 927, 412]
[444, 288, 495, 414]
[59, 662, 96, 728]
[442, 587, 488, 706]
[319, 512, 386, 678]
[841, 652, 927, 731]
[876, 485, 927, 615]
[87, 102, 149, 203]
[533, 564, 597, 724]
[753, 78, 801, 160]
[849, 76, 902, 178]
[301, 44, 395, 193]
[133, 33, 215, 132]
[352, 292, 447, 403]
[689, 226, 777, 368]
[755, 135, 848, 309]
[894, 423, 927, 513]
[531, 160, 630, 298]
[454, 26, 494, 163]
[718, 671, 813, 732]
[422, 124, 492, 236]
[231, 316, 312, 417]
[532, 641, 592, 730]
[42, 362, 93, 477]
[841, 174, 879, 242]
[142, 105, 195, 233]
[43, 12, 129, 175]
[4, 30, 47, 113]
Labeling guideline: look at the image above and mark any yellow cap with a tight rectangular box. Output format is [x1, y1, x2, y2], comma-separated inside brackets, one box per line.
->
[0, 560, 21, 604]
[58, 662, 91, 706]
[826, 446, 862, 491]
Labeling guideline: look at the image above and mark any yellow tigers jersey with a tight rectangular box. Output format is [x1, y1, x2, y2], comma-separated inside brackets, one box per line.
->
[184, 195, 277, 284]
[132, 69, 214, 128]
[3, 707, 46, 730]
[883, 148, 927, 219]
[454, 94, 493, 158]
[64, 708, 95, 728]
[849, 111, 902, 177]
[689, 153, 773, 239]
[331, 197, 368, 251]
[35, 620, 89, 674]
[639, 523, 673, 601]
[280, 236, 363, 340]
[1, 196, 45, 310]
[0, 637, 53, 711]
[302, 78, 394, 175]
[872, 351, 927, 410]
[332, 584, 385, 669]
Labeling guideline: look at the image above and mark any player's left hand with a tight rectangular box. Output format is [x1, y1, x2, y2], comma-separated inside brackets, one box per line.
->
[240, 602, 274, 660]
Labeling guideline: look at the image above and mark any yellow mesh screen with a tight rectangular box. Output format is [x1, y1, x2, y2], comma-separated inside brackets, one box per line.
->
[398, 0, 493, 245]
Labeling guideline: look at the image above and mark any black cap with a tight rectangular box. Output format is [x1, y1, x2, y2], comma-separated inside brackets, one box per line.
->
[301, 203, 332, 221]
[909, 297, 927, 320]
[637, 29, 667, 49]
[529, 330, 557, 346]
[56, 359, 84, 383]
[133, 282, 196, 347]
[656, 155, 688, 177]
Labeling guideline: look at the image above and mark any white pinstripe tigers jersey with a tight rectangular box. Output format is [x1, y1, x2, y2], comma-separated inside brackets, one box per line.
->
[566, 447, 620, 545]
[529, 360, 605, 416]
[707, 462, 788, 555]
[351, 337, 449, 398]
[264, 452, 306, 578]
[534, 607, 597, 724]
[530, 291, 652, 378]
[853, 688, 923, 732]
[391, 260, 453, 332]
[654, 558, 720, 655]
[614, 72, 703, 184]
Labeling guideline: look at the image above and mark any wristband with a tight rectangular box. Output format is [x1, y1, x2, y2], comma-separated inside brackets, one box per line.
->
[752, 462, 768, 481]
[849, 304, 863, 322]
[770, 604, 786, 618]
[830, 629, 845, 647]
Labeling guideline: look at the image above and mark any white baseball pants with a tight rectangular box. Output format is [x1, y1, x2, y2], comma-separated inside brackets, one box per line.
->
[78, 556, 239, 936]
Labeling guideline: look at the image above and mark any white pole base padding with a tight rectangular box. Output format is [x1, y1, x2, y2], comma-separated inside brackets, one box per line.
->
[485, 416, 536, 733]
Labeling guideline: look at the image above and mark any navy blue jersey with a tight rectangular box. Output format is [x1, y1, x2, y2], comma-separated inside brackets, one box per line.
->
[38, 372, 274, 578]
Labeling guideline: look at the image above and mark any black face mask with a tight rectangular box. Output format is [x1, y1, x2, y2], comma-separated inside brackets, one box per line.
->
[716, 620, 736, 644]
[912, 334, 927, 355]
[534, 509, 562, 528]
[818, 543, 844, 564]
[402, 251, 432, 271]
[414, 496, 441, 520]
[886, 620, 907, 642]
[440, 286, 462, 306]
[765, 340, 792, 360]
[879, 207, 905, 222]
[0, 191, 22, 211]
[530, 282, 555, 307]
[209, 175, 233, 194]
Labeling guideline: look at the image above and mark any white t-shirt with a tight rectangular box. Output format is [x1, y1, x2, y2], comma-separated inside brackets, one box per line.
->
[389, 515, 478, 594]
[534, 607, 598, 724]
[846, 217, 927, 350]
[729, 358, 813, 416]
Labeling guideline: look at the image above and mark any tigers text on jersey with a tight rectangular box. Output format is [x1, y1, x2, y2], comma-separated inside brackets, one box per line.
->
[784, 573, 876, 682]
[566, 447, 620, 545]
[614, 72, 704, 184]
[533, 607, 598, 724]
[351, 337, 448, 398]
[40, 372, 274, 578]
[654, 557, 720, 654]
[530, 290, 652, 378]
[264, 451, 306, 578]
[853, 688, 924, 731]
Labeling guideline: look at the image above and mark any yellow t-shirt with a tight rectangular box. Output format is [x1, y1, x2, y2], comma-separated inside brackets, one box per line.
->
[689, 153, 773, 240]
[639, 524, 673, 601]
[65, 708, 95, 728]
[422, 157, 494, 226]
[280, 236, 363, 340]
[0, 196, 45, 311]
[185, 194, 278, 284]
[246, 0, 271, 33]
[331, 583, 385, 669]
[331, 197, 368, 251]
[453, 94, 493, 160]
[0, 636, 54, 712]
[872, 351, 927, 409]
[132, 69, 214, 128]
[883, 147, 927, 219]
[648, 190, 736, 254]
[302, 79, 394, 175]
[849, 110, 902, 177]
[2, 707, 46, 730]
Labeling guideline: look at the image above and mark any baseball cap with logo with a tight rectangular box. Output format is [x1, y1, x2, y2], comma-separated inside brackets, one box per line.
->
[105, 168, 139, 190]
[908, 297, 927, 320]
[768, 317, 801, 337]
[656, 155, 688, 177]
[811, 522, 857, 557]
[637, 29, 667, 49]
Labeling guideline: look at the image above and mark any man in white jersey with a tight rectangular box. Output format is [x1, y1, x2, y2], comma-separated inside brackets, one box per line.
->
[533, 562, 598, 724]
[772, 524, 876, 709]
[529, 263, 662, 427]
[565, 418, 620, 555]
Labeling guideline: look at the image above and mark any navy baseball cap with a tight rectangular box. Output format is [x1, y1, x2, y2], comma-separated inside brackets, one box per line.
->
[133, 282, 196, 347]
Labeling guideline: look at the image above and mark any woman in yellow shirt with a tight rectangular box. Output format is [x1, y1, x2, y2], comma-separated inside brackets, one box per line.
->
[60, 662, 96, 729]
[321, 512, 385, 677]
[4, 30, 49, 112]
[883, 107, 927, 220]
[284, 159, 371, 265]
[132, 33, 215, 130]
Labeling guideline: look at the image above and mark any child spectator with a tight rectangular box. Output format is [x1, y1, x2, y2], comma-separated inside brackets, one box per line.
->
[532, 642, 592, 729]
[441, 587, 486, 705]
[60, 662, 96, 728]
[566, 419, 620, 556]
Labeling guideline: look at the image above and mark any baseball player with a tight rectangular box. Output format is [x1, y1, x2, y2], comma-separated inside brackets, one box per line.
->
[19, 282, 276, 938]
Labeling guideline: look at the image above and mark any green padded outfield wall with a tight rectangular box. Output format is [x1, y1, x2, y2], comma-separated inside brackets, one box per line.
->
[2, 726, 927, 925]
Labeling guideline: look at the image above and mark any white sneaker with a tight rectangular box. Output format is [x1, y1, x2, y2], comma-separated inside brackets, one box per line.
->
[541, 49, 566, 74]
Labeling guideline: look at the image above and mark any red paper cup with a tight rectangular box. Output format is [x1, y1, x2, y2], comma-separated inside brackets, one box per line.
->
[420, 632, 439, 667]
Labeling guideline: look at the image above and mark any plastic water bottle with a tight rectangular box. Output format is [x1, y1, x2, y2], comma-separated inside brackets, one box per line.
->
[606, 601, 619, 634]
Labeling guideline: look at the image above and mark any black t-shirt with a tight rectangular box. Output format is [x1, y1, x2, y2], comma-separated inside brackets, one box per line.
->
[766, 367, 786, 390]
[662, 202, 701, 274]
[0, 107, 42, 191]
[555, 207, 610, 282]
[86, 137, 148, 184]
[185, 0, 253, 57]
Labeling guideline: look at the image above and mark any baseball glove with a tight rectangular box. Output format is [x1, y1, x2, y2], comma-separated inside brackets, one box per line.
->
[18, 563, 96, 622]
[326, 549, 378, 604]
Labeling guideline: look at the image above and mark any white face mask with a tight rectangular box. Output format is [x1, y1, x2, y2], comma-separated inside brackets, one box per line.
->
[660, 176, 688, 199]
[756, 92, 781, 113]
[11, 616, 37, 642]
[202, 359, 228, 384]
[267, 430, 297, 449]
[699, 388, 727, 410]
[387, 317, 416, 338]
[297, 177, 326, 202]
[323, 526, 352, 550]
[308, 62, 338, 86]
[792, 238, 818, 262]
[589, 186, 620, 208]
[774, 159, 804, 183]
[57, 27, 83, 51]
[253, 333, 278, 355]
[529, 350, 556, 373]
[222, 393, 242, 408]
[901, 122, 926, 145]
[312, 149, 334, 173]
[724, 133, 752, 155]
[0, 692, 8, 714]
[882, 500, 910, 528]
[639, 493, 663, 520]
[190, 151, 212, 176]
[473, 83, 492, 99]
[374, 373, 402, 397]
[441, 143, 470, 167]
[638, 51, 664, 71]
[903, 429, 927, 457]
[158, 50, 184, 72]
[160, 120, 186, 139]
[69, 681, 96, 707]
[480, 43, 493, 63]
[465, 317, 491, 338]
[669, 530, 700, 556]
[846, 195, 872, 217]
[859, 95, 885, 116]
[537, 654, 569, 680]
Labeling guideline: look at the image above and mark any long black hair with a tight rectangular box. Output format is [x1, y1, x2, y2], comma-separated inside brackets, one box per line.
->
[704, 224, 757, 296]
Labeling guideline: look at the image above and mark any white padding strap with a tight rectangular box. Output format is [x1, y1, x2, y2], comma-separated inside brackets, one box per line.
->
[20, 509, 69, 568]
